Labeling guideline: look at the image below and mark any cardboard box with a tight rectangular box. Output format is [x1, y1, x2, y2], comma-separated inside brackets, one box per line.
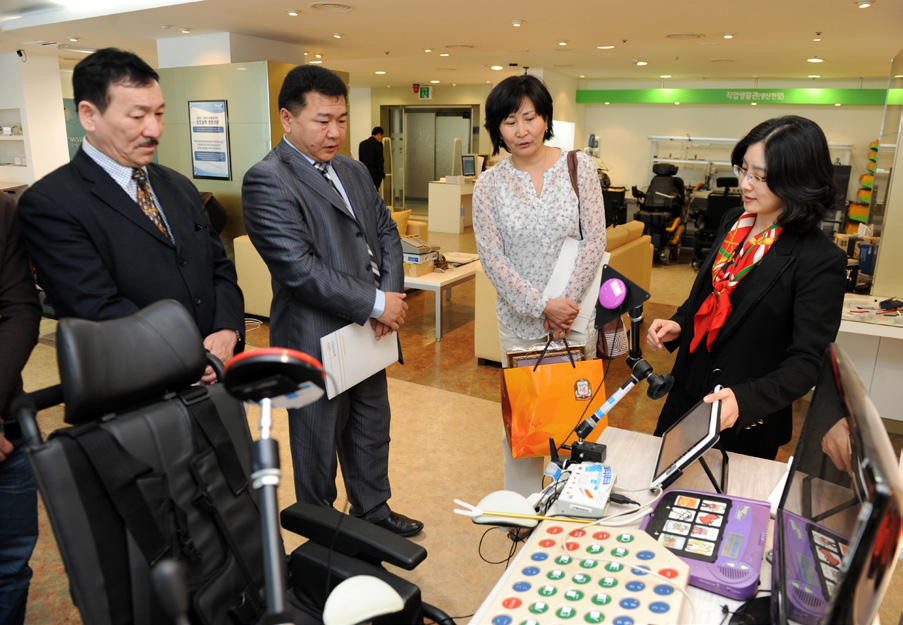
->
[404, 260, 434, 277]
[403, 251, 438, 265]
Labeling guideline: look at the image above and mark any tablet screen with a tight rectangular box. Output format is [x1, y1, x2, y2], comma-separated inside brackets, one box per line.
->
[652, 398, 719, 486]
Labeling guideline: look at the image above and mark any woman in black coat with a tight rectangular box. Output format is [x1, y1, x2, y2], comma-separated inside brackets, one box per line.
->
[647, 116, 847, 460]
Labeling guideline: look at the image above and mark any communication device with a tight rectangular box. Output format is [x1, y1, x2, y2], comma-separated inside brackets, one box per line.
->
[650, 393, 721, 489]
[461, 154, 476, 177]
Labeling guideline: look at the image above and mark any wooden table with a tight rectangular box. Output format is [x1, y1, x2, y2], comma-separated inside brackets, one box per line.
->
[470, 426, 788, 624]
[404, 260, 480, 340]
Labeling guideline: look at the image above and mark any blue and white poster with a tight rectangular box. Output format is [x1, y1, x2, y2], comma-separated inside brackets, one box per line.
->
[188, 100, 231, 180]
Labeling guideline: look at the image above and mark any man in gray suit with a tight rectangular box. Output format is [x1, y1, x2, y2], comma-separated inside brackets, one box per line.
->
[242, 65, 422, 537]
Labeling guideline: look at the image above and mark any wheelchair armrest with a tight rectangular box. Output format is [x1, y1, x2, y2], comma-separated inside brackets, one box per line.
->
[280, 502, 427, 571]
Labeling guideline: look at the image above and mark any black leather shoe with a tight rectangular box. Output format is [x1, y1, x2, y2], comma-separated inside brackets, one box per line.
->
[374, 510, 424, 537]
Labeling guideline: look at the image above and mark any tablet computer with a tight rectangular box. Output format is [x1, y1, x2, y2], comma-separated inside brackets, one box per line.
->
[650, 395, 722, 489]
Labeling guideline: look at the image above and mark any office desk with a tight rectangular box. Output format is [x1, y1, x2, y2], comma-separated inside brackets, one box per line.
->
[428, 181, 474, 233]
[470, 427, 787, 624]
[404, 261, 480, 340]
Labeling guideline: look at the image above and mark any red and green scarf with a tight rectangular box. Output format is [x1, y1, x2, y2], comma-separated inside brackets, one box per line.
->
[690, 212, 783, 353]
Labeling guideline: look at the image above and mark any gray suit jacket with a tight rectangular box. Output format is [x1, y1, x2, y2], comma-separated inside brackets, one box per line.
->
[242, 139, 403, 359]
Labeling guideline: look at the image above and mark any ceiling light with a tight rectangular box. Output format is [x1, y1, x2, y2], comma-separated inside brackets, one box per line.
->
[835, 103, 842, 106]
[285, 9, 299, 16]
[660, 74, 671, 78]
[666, 33, 703, 39]
[430, 80, 439, 84]
[558, 40, 568, 46]
[309, 3, 353, 11]
[807, 55, 824, 63]
[579, 74, 585, 78]
[309, 60, 322, 64]
[722, 33, 734, 39]
[375, 70, 385, 74]
[440, 53, 449, 57]
[634, 59, 647, 66]
[808, 74, 821, 78]
[490, 65, 503, 70]
[159, 24, 171, 29]
[856, 1, 872, 7]
[511, 19, 524, 27]
[180, 27, 192, 33]
[751, 102, 757, 106]
[597, 45, 615, 50]
[674, 102, 680, 105]
[332, 32, 342, 38]
[424, 47, 432, 52]
[315, 53, 322, 58]
[604, 102, 610, 105]
[67, 36, 79, 42]
[813, 31, 822, 41]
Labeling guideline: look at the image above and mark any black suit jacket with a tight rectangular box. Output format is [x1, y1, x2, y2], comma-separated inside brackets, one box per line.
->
[358, 136, 385, 187]
[18, 148, 244, 340]
[0, 194, 40, 418]
[659, 207, 847, 452]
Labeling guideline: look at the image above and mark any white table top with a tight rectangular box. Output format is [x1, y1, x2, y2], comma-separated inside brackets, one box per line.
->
[403, 260, 481, 291]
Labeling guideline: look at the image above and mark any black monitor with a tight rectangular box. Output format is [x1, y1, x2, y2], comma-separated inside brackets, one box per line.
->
[770, 343, 902, 625]
[461, 154, 476, 177]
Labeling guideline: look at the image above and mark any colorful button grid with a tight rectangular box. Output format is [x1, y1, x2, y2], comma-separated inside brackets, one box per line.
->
[478, 522, 691, 625]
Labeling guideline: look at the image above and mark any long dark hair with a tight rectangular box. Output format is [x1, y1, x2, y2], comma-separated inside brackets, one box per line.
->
[484, 75, 554, 156]
[731, 116, 835, 232]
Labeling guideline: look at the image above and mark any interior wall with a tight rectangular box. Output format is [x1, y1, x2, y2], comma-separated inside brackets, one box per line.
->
[349, 86, 372, 159]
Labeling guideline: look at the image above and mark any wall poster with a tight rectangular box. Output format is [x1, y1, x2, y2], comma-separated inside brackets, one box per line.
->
[188, 100, 231, 180]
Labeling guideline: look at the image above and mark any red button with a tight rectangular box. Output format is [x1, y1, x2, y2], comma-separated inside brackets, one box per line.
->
[539, 539, 557, 548]
[565, 542, 580, 551]
[593, 531, 611, 540]
[502, 597, 522, 609]
[569, 529, 586, 537]
[547, 526, 564, 534]
[659, 568, 679, 579]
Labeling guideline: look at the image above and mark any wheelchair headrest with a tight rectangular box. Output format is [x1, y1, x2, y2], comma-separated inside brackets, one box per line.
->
[652, 163, 678, 176]
[716, 177, 739, 191]
[57, 300, 207, 424]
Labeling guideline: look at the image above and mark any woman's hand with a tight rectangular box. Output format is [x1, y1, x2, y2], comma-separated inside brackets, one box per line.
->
[543, 298, 580, 339]
[704, 387, 739, 430]
[822, 419, 853, 474]
[647, 319, 681, 351]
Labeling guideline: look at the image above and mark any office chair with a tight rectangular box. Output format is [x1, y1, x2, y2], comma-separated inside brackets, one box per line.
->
[12, 300, 450, 625]
[632, 163, 687, 265]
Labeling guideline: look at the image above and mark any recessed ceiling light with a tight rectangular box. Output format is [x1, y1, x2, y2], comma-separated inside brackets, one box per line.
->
[309, 60, 322, 64]
[332, 32, 342, 39]
[440, 53, 449, 57]
[285, 9, 299, 16]
[558, 40, 568, 46]
[813, 31, 822, 41]
[835, 103, 842, 106]
[751, 102, 757, 106]
[808, 74, 821, 78]
[180, 27, 192, 33]
[158, 24, 171, 29]
[604, 102, 610, 105]
[424, 47, 432, 52]
[660, 74, 671, 78]
[430, 80, 439, 84]
[807, 55, 824, 63]
[490, 65, 503, 70]
[309, 3, 353, 12]
[511, 19, 524, 27]
[375, 70, 386, 74]
[597, 45, 615, 50]
[634, 60, 647, 66]
[237, 67, 247, 71]
[67, 36, 79, 42]
[856, 1, 872, 7]
[674, 102, 680, 105]
[723, 33, 734, 39]
[315, 53, 322, 58]
[579, 74, 585, 78]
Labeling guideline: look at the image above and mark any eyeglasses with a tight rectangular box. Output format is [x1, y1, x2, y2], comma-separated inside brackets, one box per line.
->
[733, 164, 767, 186]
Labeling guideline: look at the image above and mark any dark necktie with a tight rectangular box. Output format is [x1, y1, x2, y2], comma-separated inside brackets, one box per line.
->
[312, 161, 380, 285]
[132, 168, 172, 241]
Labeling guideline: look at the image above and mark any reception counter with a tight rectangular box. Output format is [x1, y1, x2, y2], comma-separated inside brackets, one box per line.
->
[428, 180, 474, 233]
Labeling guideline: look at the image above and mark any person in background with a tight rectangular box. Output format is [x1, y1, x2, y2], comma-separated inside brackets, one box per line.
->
[0, 192, 42, 625]
[472, 75, 607, 496]
[17, 48, 244, 383]
[358, 126, 385, 189]
[647, 116, 847, 460]
[242, 65, 421, 537]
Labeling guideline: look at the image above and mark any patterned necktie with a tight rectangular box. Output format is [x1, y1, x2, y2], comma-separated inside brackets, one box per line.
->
[312, 161, 380, 285]
[132, 168, 172, 241]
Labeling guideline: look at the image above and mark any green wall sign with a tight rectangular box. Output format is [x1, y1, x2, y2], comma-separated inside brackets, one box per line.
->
[576, 88, 893, 106]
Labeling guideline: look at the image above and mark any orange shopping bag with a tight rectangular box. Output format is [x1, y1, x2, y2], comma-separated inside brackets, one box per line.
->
[501, 341, 607, 459]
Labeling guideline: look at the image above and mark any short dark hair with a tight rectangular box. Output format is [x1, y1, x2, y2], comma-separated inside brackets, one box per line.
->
[731, 116, 835, 232]
[372, 126, 384, 136]
[278, 65, 347, 115]
[73, 48, 159, 114]
[483, 75, 554, 156]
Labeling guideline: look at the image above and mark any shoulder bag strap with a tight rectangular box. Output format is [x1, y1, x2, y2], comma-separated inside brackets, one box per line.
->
[567, 150, 583, 240]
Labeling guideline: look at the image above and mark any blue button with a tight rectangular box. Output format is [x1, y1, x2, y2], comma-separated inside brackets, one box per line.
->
[531, 552, 549, 561]
[630, 566, 650, 576]
[636, 550, 656, 561]
[625, 581, 646, 592]
[619, 597, 640, 610]
[512, 581, 531, 592]
[653, 584, 675, 596]
[522, 566, 540, 576]
[613, 616, 635, 625]
[491, 615, 512, 625]
[649, 601, 671, 614]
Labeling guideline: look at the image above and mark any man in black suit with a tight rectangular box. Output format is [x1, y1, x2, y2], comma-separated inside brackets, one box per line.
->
[242, 66, 421, 537]
[19, 48, 243, 382]
[358, 126, 385, 189]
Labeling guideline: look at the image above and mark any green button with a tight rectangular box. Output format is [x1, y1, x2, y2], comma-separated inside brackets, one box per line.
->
[538, 584, 557, 597]
[611, 547, 629, 557]
[528, 601, 549, 614]
[599, 576, 618, 588]
[584, 610, 605, 623]
[547, 569, 566, 580]
[587, 544, 604, 554]
[616, 533, 635, 543]
[592, 592, 612, 606]
[564, 589, 585, 601]
[572, 573, 591, 585]
[605, 562, 624, 573]
[580, 559, 598, 569]
[556, 554, 573, 565]
[556, 605, 577, 619]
